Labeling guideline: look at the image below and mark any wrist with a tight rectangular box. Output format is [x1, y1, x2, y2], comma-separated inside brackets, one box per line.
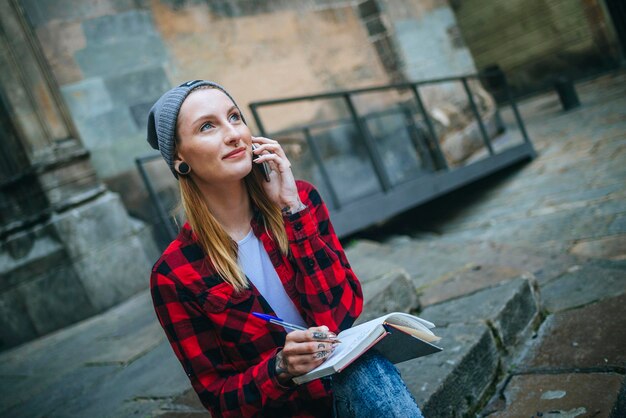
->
[275, 351, 293, 384]
[281, 199, 306, 216]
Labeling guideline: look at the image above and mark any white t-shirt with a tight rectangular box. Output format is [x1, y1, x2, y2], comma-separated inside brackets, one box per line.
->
[237, 229, 307, 328]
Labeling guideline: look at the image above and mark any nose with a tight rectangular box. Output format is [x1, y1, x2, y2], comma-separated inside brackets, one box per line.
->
[223, 122, 241, 145]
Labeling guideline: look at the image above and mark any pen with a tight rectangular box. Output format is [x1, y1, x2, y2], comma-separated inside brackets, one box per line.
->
[252, 313, 341, 343]
[252, 312, 308, 331]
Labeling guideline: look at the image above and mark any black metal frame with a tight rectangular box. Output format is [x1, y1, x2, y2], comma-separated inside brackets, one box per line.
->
[135, 155, 178, 241]
[137, 73, 535, 240]
[248, 73, 535, 237]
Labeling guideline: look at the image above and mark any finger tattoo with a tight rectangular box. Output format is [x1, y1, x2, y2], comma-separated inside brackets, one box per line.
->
[315, 350, 329, 359]
[312, 332, 327, 339]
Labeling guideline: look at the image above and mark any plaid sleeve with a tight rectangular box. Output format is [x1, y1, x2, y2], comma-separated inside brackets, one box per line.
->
[283, 180, 363, 333]
[150, 270, 296, 417]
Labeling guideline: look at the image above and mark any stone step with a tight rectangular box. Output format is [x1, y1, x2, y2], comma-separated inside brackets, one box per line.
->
[539, 258, 626, 313]
[481, 293, 626, 416]
[357, 268, 419, 324]
[348, 235, 582, 294]
[397, 277, 541, 416]
[0, 291, 189, 417]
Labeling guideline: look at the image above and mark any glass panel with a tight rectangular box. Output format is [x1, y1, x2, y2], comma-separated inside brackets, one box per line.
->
[362, 106, 426, 185]
[308, 121, 382, 205]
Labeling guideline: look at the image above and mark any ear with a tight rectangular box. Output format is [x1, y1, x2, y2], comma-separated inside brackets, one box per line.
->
[173, 151, 185, 165]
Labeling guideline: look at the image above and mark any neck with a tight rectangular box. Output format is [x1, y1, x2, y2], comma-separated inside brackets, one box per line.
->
[193, 177, 253, 241]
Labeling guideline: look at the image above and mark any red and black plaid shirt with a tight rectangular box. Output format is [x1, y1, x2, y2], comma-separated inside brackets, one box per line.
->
[150, 180, 363, 417]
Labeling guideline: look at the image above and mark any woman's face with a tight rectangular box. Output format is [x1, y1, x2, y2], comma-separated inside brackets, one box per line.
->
[175, 88, 253, 185]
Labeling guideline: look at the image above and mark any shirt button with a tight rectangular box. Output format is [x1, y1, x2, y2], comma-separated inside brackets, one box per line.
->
[305, 259, 315, 268]
[294, 223, 303, 231]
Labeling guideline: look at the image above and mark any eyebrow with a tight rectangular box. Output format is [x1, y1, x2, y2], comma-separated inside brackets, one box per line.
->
[191, 105, 239, 128]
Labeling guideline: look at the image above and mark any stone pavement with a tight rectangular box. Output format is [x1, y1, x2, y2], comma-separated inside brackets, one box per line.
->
[1, 71, 624, 417]
[346, 70, 626, 417]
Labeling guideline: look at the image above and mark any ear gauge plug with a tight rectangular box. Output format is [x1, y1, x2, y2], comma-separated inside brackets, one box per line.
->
[176, 161, 191, 175]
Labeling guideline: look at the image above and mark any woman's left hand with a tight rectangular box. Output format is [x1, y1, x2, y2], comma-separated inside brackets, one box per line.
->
[251, 136, 302, 211]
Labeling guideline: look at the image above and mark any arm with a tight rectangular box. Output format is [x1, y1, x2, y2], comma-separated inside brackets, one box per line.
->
[284, 181, 363, 333]
[251, 137, 363, 333]
[150, 270, 294, 417]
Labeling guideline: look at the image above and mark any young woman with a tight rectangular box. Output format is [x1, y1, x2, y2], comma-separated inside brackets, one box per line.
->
[147, 80, 423, 417]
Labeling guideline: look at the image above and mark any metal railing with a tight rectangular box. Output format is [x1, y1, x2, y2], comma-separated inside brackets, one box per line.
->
[138, 72, 536, 241]
[249, 72, 535, 236]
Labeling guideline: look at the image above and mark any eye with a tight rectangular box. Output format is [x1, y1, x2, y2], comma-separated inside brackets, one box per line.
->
[200, 121, 214, 132]
[229, 112, 241, 122]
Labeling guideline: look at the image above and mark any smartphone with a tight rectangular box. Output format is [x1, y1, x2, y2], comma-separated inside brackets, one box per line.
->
[251, 143, 271, 182]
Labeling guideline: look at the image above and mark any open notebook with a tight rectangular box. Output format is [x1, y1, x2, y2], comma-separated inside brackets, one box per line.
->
[292, 312, 442, 384]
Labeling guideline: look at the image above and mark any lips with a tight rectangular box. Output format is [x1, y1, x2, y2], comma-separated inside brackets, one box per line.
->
[222, 147, 246, 159]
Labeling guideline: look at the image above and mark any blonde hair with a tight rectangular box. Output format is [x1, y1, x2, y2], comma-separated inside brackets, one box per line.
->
[176, 87, 288, 292]
[178, 172, 288, 291]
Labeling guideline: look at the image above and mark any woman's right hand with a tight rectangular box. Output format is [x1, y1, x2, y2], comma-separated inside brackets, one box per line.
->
[275, 326, 339, 384]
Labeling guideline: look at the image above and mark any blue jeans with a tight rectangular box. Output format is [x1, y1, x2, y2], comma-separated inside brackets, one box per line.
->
[330, 350, 424, 418]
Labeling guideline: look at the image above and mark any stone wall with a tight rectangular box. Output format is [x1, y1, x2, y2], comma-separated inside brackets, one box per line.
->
[452, 0, 622, 94]
[19, 0, 486, 247]
[0, 1, 157, 350]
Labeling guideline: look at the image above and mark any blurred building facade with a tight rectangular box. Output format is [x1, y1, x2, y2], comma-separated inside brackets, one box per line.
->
[0, 0, 155, 350]
[452, 0, 624, 95]
[3, 0, 620, 349]
[17, 0, 481, 244]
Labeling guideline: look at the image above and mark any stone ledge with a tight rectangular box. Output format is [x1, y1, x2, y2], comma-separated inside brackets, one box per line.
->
[519, 293, 626, 372]
[356, 268, 418, 324]
[484, 372, 624, 417]
[420, 278, 541, 349]
[345, 239, 398, 284]
[398, 322, 499, 417]
[540, 259, 626, 313]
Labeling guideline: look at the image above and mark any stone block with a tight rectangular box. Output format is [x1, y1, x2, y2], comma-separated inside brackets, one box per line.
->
[421, 278, 540, 348]
[169, 388, 207, 412]
[73, 235, 149, 311]
[60, 78, 113, 119]
[345, 240, 399, 284]
[129, 100, 156, 129]
[50, 192, 136, 259]
[20, 0, 137, 28]
[129, 217, 162, 266]
[74, 35, 168, 78]
[540, 259, 626, 312]
[356, 269, 418, 324]
[86, 131, 153, 179]
[19, 264, 97, 336]
[55, 341, 189, 417]
[381, 242, 475, 289]
[72, 107, 138, 148]
[103, 66, 170, 106]
[0, 290, 159, 413]
[0, 285, 39, 350]
[82, 10, 156, 45]
[419, 264, 527, 307]
[35, 21, 85, 85]
[486, 373, 624, 418]
[0, 225, 66, 291]
[37, 159, 103, 211]
[569, 234, 626, 260]
[608, 214, 626, 235]
[84, 320, 164, 366]
[398, 323, 499, 417]
[1, 363, 119, 418]
[521, 294, 626, 371]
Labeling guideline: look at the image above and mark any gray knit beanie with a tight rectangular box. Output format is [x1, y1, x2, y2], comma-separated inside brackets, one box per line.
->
[146, 80, 246, 178]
